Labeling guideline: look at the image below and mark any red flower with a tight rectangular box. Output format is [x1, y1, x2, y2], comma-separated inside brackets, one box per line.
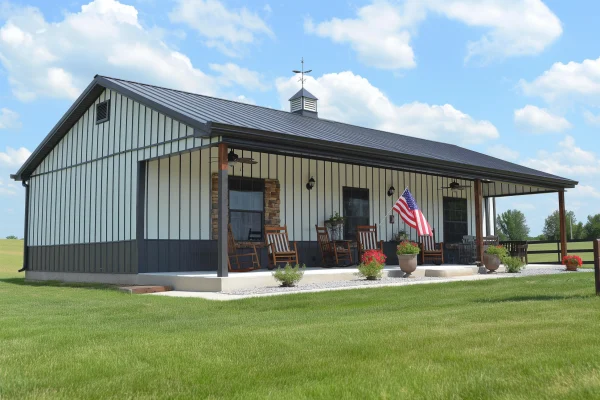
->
[362, 250, 387, 265]
[562, 255, 583, 266]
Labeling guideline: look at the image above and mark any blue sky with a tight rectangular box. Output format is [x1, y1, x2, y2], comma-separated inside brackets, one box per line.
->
[0, 0, 599, 237]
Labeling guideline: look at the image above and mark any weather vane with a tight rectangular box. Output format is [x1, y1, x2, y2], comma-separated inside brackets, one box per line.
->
[292, 57, 312, 89]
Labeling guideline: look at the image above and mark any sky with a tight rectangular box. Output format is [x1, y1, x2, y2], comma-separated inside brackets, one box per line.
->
[0, 0, 599, 238]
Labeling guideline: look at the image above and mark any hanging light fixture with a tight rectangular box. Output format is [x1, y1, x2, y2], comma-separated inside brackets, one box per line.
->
[387, 185, 395, 197]
[306, 176, 315, 190]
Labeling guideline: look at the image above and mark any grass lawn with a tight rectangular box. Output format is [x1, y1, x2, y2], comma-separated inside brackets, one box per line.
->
[2, 240, 600, 399]
[528, 241, 594, 265]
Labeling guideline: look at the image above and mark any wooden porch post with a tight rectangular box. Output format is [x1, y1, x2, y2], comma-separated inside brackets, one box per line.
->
[558, 190, 567, 260]
[217, 143, 229, 277]
[474, 179, 484, 263]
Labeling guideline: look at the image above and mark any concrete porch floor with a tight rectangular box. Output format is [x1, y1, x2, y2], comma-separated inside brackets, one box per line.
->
[138, 264, 481, 292]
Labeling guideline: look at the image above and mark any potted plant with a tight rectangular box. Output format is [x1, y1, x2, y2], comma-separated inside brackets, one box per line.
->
[272, 263, 306, 287]
[324, 212, 345, 241]
[396, 241, 420, 277]
[392, 230, 408, 243]
[356, 250, 387, 280]
[562, 255, 582, 271]
[484, 245, 508, 273]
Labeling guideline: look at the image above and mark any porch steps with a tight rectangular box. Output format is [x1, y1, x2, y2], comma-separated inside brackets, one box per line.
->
[118, 285, 173, 294]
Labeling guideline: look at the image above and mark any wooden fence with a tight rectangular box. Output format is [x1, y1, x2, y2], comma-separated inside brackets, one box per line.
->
[501, 239, 595, 266]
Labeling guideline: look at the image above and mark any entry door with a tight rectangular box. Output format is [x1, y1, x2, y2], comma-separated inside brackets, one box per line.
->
[343, 187, 370, 240]
[443, 197, 468, 243]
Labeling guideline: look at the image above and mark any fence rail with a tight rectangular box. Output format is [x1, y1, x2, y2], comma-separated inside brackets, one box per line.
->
[501, 239, 595, 265]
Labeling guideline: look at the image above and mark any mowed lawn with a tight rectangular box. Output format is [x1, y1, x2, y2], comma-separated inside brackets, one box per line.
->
[1, 240, 600, 399]
[528, 241, 594, 265]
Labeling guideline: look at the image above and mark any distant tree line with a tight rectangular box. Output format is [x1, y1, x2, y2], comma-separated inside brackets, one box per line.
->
[496, 210, 600, 241]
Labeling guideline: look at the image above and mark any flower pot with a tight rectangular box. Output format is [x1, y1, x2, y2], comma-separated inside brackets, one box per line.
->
[565, 260, 579, 271]
[398, 254, 418, 277]
[483, 253, 501, 273]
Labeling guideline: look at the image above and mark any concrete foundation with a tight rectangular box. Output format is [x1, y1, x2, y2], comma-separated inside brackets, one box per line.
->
[26, 264, 483, 292]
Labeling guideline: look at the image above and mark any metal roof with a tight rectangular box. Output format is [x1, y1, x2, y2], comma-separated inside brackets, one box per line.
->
[289, 88, 318, 101]
[12, 75, 578, 189]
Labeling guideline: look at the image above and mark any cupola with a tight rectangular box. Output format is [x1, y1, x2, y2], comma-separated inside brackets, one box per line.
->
[289, 88, 318, 118]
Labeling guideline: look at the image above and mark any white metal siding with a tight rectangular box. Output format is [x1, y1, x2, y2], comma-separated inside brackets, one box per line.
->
[27, 88, 218, 247]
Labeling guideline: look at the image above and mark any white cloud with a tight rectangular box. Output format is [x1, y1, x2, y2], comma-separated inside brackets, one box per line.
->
[276, 71, 499, 145]
[0, 108, 20, 129]
[0, 0, 265, 101]
[304, 2, 421, 70]
[522, 136, 600, 178]
[568, 184, 600, 199]
[305, 0, 561, 70]
[486, 144, 520, 161]
[520, 57, 600, 104]
[209, 63, 269, 91]
[514, 105, 571, 133]
[169, 0, 273, 57]
[0, 177, 17, 196]
[0, 146, 31, 168]
[583, 110, 600, 126]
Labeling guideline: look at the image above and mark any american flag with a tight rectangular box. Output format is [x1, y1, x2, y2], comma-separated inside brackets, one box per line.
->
[393, 189, 432, 237]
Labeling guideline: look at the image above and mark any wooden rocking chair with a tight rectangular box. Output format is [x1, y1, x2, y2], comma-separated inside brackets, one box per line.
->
[356, 225, 384, 262]
[264, 225, 299, 270]
[419, 230, 444, 265]
[316, 225, 353, 267]
[228, 224, 261, 272]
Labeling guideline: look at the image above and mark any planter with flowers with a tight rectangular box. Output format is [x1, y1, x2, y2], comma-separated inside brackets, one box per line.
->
[484, 245, 508, 273]
[396, 241, 421, 277]
[562, 255, 582, 271]
[356, 250, 387, 280]
[324, 212, 345, 241]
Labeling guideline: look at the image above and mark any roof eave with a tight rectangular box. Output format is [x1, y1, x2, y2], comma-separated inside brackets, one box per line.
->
[206, 122, 577, 190]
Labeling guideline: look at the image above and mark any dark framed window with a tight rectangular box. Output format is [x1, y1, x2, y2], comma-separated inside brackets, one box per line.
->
[96, 100, 110, 124]
[229, 177, 264, 241]
[443, 197, 468, 244]
[343, 187, 370, 240]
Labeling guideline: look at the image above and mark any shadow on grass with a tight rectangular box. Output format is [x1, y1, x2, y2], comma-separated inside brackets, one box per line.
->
[477, 294, 592, 303]
[0, 277, 118, 291]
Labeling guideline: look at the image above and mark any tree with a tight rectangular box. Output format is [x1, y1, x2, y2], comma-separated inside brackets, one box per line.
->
[5, 235, 18, 240]
[542, 210, 583, 240]
[496, 210, 530, 240]
[583, 214, 600, 239]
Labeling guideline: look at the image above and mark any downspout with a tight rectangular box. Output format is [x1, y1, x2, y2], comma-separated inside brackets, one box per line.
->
[18, 180, 30, 272]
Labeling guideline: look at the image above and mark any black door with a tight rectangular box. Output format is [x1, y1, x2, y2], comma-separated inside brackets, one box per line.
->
[443, 197, 468, 244]
[343, 187, 370, 240]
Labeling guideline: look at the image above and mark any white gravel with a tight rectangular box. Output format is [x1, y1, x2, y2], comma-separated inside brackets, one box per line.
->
[223, 266, 592, 296]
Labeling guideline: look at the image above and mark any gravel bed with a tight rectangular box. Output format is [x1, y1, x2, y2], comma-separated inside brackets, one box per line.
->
[223, 266, 592, 296]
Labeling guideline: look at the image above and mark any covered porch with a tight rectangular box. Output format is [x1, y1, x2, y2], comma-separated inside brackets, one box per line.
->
[138, 137, 573, 277]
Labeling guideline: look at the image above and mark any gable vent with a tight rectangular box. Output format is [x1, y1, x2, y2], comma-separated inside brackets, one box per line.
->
[96, 100, 110, 124]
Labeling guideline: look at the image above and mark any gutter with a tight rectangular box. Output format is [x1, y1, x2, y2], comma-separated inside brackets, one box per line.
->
[18, 180, 29, 272]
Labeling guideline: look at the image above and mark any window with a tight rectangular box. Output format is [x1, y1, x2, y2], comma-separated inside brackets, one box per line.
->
[229, 177, 264, 241]
[443, 197, 468, 243]
[343, 187, 370, 240]
[96, 100, 110, 124]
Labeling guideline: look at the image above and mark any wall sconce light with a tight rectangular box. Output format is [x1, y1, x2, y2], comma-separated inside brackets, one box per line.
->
[306, 176, 315, 190]
[387, 185, 395, 197]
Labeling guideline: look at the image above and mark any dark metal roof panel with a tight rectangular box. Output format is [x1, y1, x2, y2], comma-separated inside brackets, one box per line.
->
[99, 76, 572, 184]
[12, 75, 577, 189]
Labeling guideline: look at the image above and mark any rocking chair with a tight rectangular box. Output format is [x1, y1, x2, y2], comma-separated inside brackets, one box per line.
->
[228, 224, 261, 272]
[316, 225, 353, 267]
[418, 230, 444, 265]
[356, 225, 384, 262]
[264, 225, 299, 269]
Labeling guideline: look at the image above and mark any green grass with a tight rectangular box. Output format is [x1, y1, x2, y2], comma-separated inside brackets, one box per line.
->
[0, 239, 25, 278]
[1, 240, 600, 398]
[528, 241, 594, 265]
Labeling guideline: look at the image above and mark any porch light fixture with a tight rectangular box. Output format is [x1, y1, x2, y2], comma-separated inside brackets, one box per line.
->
[387, 185, 395, 197]
[306, 176, 315, 190]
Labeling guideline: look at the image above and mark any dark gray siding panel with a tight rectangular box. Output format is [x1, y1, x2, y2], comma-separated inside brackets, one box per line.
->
[28, 241, 137, 273]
